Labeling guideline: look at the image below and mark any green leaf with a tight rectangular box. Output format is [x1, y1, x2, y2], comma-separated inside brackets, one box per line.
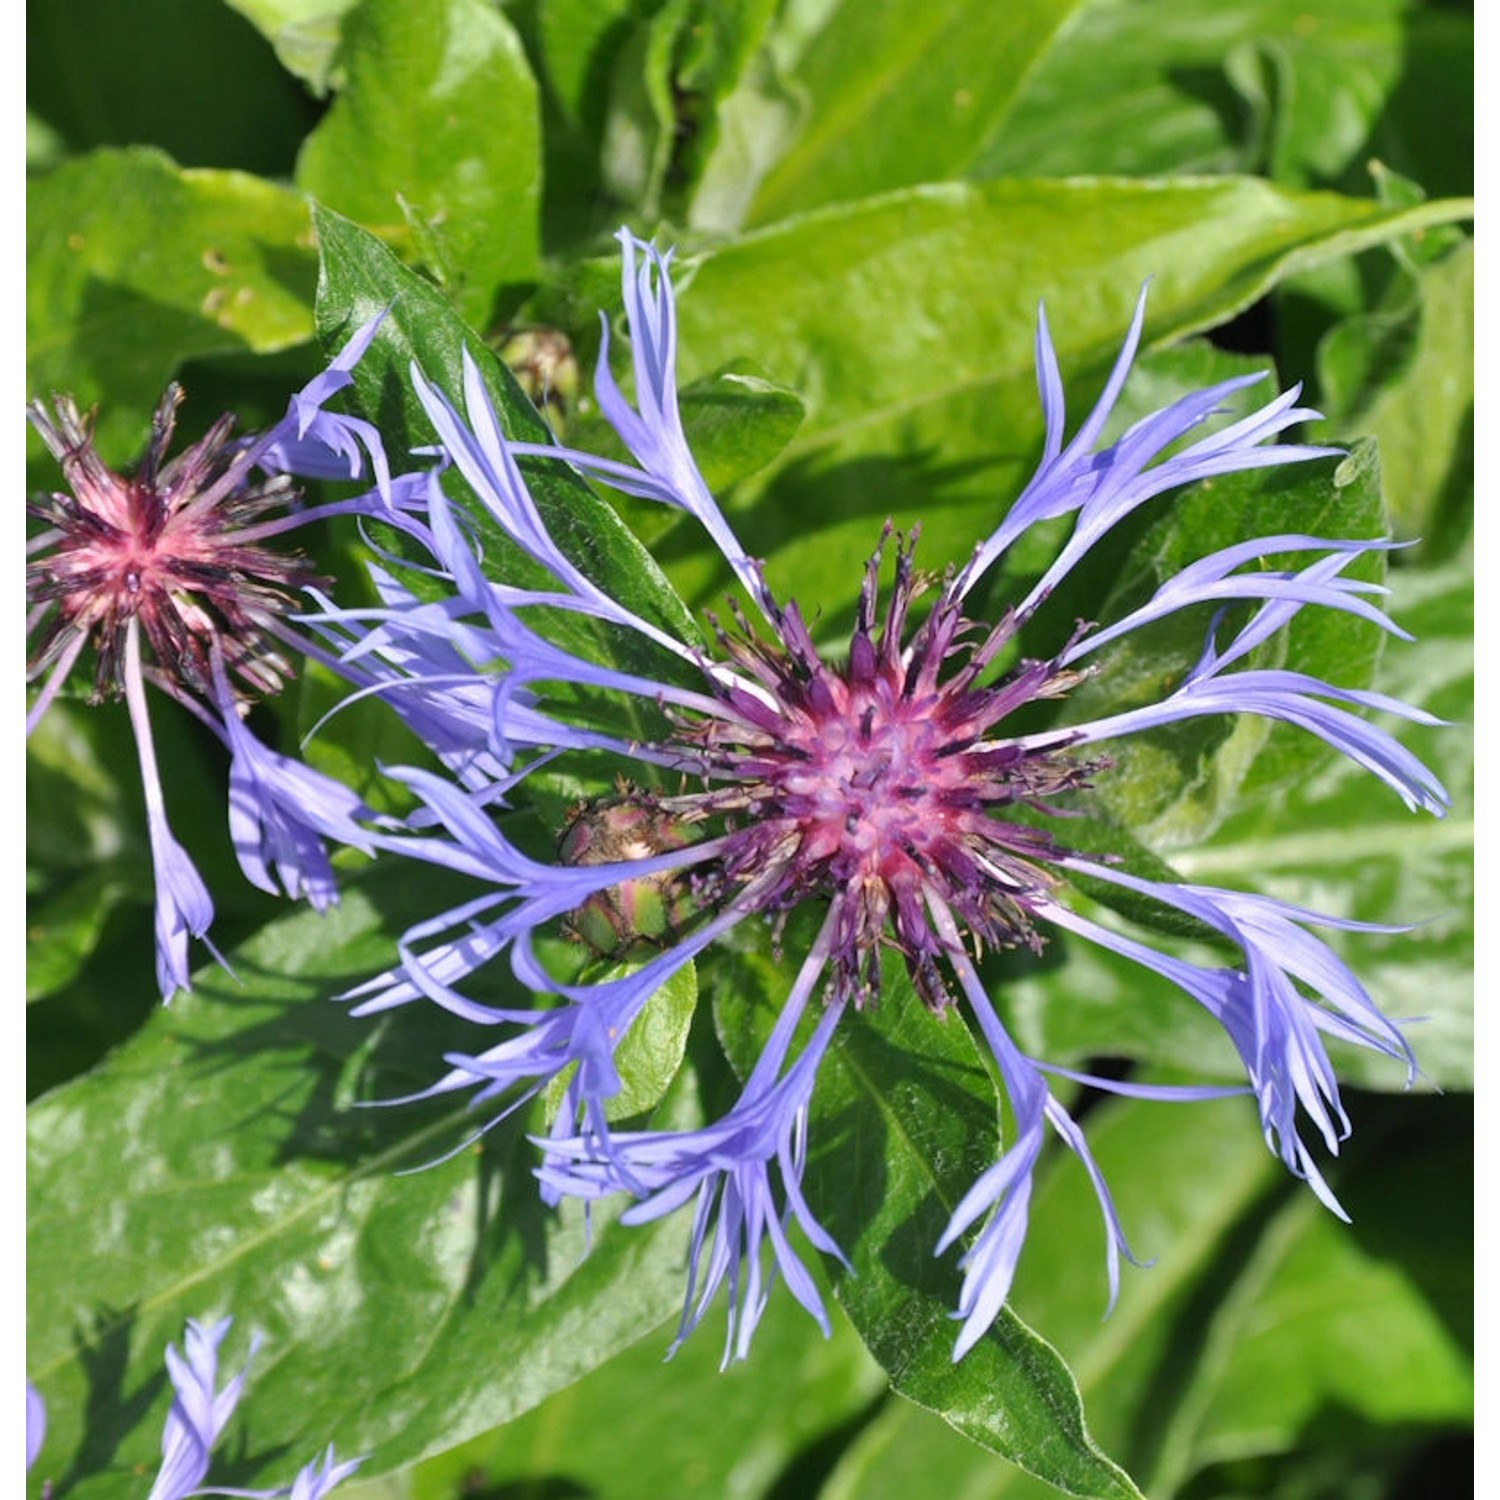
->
[25, 868, 133, 1004]
[590, 0, 784, 224]
[596, 0, 691, 220]
[27, 0, 318, 175]
[399, 1275, 884, 1500]
[27, 110, 69, 173]
[520, 0, 640, 247]
[296, 0, 542, 329]
[667, 0, 783, 222]
[713, 933, 1143, 1499]
[972, 0, 1271, 181]
[820, 1087, 1469, 1499]
[533, 0, 638, 130]
[1014, 1091, 1466, 1497]
[996, 1097, 1285, 1496]
[1317, 239, 1472, 551]
[655, 176, 1472, 620]
[24, 701, 142, 874]
[543, 956, 697, 1124]
[743, 0, 1083, 226]
[817, 1091, 1276, 1500]
[682, 34, 804, 234]
[27, 147, 316, 467]
[676, 362, 807, 491]
[1155, 1116, 1471, 1492]
[1259, 4, 1472, 198]
[26, 865, 702, 1494]
[222, 0, 361, 94]
[975, 0, 1471, 198]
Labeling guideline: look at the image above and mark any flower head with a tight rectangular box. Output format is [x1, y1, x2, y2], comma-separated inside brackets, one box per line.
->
[316, 232, 1443, 1360]
[29, 387, 305, 719]
[26, 321, 395, 999]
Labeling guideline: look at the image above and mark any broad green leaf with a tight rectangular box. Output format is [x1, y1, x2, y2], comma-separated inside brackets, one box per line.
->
[223, 0, 360, 93]
[25, 694, 275, 1091]
[533, 0, 638, 129]
[712, 932, 1143, 1499]
[590, 0, 782, 226]
[594, 0, 686, 220]
[684, 35, 804, 233]
[22, 701, 262, 1092]
[1317, 239, 1472, 550]
[1147, 1104, 1471, 1493]
[395, 1277, 884, 1500]
[655, 177, 1472, 619]
[593, 0, 785, 225]
[975, 0, 1470, 198]
[819, 1093, 1277, 1499]
[26, 109, 68, 173]
[296, 0, 542, 330]
[1356, 9, 1474, 202]
[743, 0, 1082, 226]
[26, 921, 160, 1105]
[28, 0, 317, 174]
[24, 702, 140, 874]
[820, 1088, 1470, 1499]
[973, 0, 1272, 181]
[27, 147, 315, 467]
[26, 866, 702, 1495]
[25, 868, 133, 1004]
[1260, 5, 1472, 198]
[542, 957, 697, 1124]
[522, 0, 641, 247]
[663, 0, 782, 222]
[677, 363, 807, 491]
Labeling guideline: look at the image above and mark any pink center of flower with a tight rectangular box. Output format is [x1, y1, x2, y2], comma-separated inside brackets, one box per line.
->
[27, 387, 310, 703]
[661, 532, 1101, 1007]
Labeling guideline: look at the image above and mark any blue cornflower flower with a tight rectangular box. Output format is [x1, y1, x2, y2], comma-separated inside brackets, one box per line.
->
[316, 231, 1444, 1361]
[26, 320, 404, 1000]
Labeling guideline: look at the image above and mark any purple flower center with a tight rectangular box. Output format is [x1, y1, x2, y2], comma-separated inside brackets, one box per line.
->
[27, 385, 313, 705]
[649, 531, 1104, 1007]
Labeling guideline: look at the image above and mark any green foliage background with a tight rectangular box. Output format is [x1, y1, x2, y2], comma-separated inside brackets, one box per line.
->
[27, 2, 1472, 1498]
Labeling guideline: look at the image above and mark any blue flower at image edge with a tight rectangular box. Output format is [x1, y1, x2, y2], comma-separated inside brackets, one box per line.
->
[27, 1319, 362, 1498]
